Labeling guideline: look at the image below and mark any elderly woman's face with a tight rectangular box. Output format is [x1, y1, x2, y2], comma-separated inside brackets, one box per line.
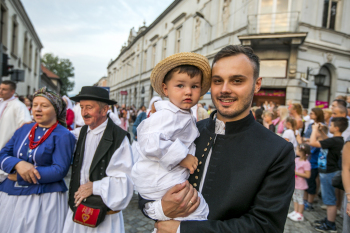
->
[32, 97, 57, 127]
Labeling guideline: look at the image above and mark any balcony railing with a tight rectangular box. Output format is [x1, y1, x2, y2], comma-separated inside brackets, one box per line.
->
[247, 12, 299, 34]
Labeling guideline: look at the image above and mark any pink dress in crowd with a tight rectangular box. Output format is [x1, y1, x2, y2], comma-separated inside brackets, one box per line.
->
[295, 157, 311, 190]
[272, 117, 285, 134]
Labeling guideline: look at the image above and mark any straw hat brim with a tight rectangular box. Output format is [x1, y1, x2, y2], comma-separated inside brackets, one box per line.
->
[150, 52, 211, 97]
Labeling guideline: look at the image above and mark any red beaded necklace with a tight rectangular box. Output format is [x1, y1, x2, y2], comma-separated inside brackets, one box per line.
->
[29, 122, 58, 149]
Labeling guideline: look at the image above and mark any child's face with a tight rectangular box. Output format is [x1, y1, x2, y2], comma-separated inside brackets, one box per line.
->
[284, 121, 291, 129]
[263, 114, 272, 123]
[162, 71, 202, 110]
[329, 122, 337, 134]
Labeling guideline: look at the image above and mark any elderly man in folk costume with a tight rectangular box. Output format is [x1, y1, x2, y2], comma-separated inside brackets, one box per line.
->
[0, 80, 32, 182]
[63, 86, 134, 233]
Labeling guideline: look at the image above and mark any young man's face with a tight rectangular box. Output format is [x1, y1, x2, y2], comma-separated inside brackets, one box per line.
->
[162, 71, 202, 111]
[211, 54, 261, 122]
[0, 84, 15, 100]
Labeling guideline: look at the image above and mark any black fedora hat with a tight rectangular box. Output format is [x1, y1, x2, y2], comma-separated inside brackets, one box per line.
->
[70, 86, 117, 105]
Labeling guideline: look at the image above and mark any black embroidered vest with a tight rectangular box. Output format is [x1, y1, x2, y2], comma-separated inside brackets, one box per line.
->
[68, 118, 130, 211]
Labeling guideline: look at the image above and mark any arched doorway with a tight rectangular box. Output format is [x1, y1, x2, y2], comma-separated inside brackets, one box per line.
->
[315, 66, 331, 108]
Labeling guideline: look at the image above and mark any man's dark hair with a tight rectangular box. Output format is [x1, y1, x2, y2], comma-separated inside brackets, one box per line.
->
[163, 65, 203, 84]
[212, 45, 260, 80]
[1, 80, 16, 90]
[331, 117, 349, 133]
[333, 99, 347, 108]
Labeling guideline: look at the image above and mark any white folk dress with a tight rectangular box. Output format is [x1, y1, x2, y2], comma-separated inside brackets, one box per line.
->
[63, 119, 134, 233]
[132, 100, 209, 221]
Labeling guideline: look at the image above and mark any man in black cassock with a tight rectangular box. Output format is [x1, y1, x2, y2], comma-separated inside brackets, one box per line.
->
[142, 45, 295, 233]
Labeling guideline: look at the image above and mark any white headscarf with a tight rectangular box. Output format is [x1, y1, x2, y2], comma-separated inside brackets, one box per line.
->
[147, 96, 162, 116]
[62, 95, 73, 110]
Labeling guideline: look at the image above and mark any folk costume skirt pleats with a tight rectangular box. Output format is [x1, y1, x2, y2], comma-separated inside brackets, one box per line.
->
[0, 191, 68, 233]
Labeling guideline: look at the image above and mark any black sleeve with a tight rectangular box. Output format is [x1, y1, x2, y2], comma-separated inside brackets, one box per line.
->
[320, 138, 335, 149]
[269, 124, 276, 132]
[180, 143, 295, 233]
[138, 194, 156, 220]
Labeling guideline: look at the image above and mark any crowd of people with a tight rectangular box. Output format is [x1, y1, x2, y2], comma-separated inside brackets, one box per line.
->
[251, 97, 350, 232]
[0, 45, 350, 233]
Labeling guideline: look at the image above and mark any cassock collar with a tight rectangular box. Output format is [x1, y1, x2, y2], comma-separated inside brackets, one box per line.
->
[207, 110, 256, 135]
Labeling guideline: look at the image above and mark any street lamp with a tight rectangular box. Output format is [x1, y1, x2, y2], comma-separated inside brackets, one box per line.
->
[195, 12, 213, 27]
[314, 73, 326, 86]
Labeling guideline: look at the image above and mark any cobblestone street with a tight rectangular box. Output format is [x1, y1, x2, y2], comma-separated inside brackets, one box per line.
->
[123, 193, 344, 233]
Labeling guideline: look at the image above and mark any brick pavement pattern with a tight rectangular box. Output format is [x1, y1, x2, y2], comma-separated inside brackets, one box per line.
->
[123, 194, 344, 233]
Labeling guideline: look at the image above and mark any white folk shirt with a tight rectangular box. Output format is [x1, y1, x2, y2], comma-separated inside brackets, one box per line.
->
[0, 95, 15, 117]
[132, 100, 198, 200]
[73, 103, 85, 127]
[64, 119, 134, 233]
[0, 97, 31, 182]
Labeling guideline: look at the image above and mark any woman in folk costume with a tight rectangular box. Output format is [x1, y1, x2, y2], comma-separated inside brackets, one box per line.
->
[0, 87, 76, 233]
[63, 95, 75, 130]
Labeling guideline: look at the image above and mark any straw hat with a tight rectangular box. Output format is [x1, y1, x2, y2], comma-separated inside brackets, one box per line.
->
[150, 52, 211, 97]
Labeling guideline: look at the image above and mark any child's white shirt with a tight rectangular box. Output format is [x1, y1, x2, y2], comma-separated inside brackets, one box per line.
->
[132, 100, 199, 198]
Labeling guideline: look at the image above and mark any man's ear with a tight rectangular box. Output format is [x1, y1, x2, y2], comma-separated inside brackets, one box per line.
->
[162, 83, 168, 97]
[254, 77, 262, 93]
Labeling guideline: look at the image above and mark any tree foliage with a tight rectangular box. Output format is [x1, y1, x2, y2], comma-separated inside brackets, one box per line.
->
[41, 53, 75, 96]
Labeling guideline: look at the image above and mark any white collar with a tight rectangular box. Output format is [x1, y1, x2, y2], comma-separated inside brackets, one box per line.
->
[155, 100, 192, 114]
[0, 95, 16, 103]
[87, 119, 108, 135]
[214, 113, 225, 134]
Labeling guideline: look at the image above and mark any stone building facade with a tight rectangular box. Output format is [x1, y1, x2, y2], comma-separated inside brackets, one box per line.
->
[1, 0, 43, 96]
[107, 0, 350, 109]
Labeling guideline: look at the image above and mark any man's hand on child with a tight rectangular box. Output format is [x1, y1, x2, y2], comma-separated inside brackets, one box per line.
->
[161, 181, 200, 218]
[179, 154, 198, 174]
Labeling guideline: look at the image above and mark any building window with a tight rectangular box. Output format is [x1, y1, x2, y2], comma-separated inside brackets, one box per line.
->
[175, 27, 182, 53]
[34, 50, 38, 75]
[162, 37, 167, 59]
[11, 15, 18, 56]
[143, 50, 147, 72]
[136, 55, 139, 74]
[28, 42, 33, 70]
[1, 4, 8, 47]
[301, 88, 310, 109]
[258, 0, 292, 33]
[23, 33, 28, 65]
[151, 44, 156, 67]
[322, 0, 338, 30]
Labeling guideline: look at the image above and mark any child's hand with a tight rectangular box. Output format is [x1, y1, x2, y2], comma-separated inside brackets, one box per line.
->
[312, 123, 320, 130]
[179, 154, 198, 174]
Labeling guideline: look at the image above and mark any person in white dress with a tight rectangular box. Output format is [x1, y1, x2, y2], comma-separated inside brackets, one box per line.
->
[63, 86, 133, 233]
[0, 81, 32, 182]
[132, 53, 212, 231]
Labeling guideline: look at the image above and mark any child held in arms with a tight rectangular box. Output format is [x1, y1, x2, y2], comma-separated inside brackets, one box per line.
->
[132, 53, 211, 230]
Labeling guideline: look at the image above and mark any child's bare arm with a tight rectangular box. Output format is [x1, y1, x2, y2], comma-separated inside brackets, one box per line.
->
[309, 123, 322, 148]
[179, 154, 198, 174]
[295, 170, 311, 179]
